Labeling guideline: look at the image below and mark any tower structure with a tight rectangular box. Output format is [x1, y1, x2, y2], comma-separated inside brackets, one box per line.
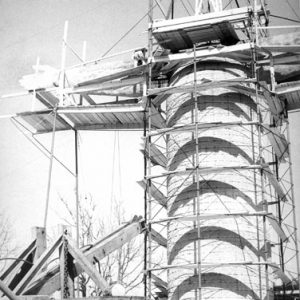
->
[145, 1, 300, 300]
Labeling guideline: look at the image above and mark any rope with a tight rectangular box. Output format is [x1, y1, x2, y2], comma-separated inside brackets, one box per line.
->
[270, 14, 300, 24]
[101, 2, 158, 58]
[286, 0, 300, 21]
[11, 118, 75, 177]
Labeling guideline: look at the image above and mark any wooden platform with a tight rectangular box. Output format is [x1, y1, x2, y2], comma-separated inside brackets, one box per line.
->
[152, 6, 264, 51]
[15, 101, 165, 134]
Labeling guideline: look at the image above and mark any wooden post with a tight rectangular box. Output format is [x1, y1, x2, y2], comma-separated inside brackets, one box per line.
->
[59, 225, 74, 299]
[31, 227, 46, 262]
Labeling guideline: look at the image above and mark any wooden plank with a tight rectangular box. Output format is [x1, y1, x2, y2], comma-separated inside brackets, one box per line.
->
[151, 104, 166, 129]
[263, 91, 285, 119]
[263, 125, 289, 162]
[137, 180, 167, 208]
[259, 45, 300, 53]
[153, 6, 258, 31]
[74, 123, 143, 131]
[75, 65, 147, 87]
[276, 80, 300, 95]
[0, 241, 36, 282]
[31, 227, 46, 263]
[267, 214, 288, 242]
[57, 104, 145, 114]
[82, 94, 96, 105]
[67, 238, 109, 293]
[0, 280, 18, 300]
[152, 43, 252, 63]
[269, 263, 291, 285]
[264, 166, 287, 202]
[140, 142, 167, 168]
[151, 274, 167, 295]
[150, 228, 167, 248]
[14, 236, 62, 295]
[71, 77, 144, 94]
[258, 54, 300, 66]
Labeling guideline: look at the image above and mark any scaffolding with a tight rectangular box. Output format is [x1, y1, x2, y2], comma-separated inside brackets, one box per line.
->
[144, 1, 300, 300]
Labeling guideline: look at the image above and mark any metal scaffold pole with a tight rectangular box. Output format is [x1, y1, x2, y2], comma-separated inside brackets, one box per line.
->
[193, 44, 202, 300]
[147, 1, 154, 300]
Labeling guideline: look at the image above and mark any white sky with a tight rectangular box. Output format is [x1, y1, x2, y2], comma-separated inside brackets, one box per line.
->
[0, 0, 299, 250]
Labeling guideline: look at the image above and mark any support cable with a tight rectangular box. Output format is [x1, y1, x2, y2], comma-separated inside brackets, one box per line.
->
[101, 2, 158, 58]
[10, 118, 75, 177]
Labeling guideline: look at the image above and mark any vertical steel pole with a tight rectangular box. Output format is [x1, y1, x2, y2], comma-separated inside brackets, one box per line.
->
[147, 1, 154, 299]
[286, 119, 300, 289]
[43, 109, 57, 229]
[193, 44, 202, 300]
[60, 21, 68, 106]
[75, 130, 79, 248]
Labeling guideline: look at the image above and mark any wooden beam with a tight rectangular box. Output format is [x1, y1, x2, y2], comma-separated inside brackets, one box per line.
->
[276, 80, 300, 95]
[152, 6, 262, 31]
[66, 238, 109, 293]
[150, 229, 167, 248]
[152, 43, 253, 63]
[0, 280, 18, 300]
[31, 227, 46, 263]
[264, 165, 288, 202]
[76, 65, 147, 87]
[82, 94, 96, 105]
[57, 104, 145, 114]
[0, 240, 36, 283]
[70, 77, 144, 94]
[24, 217, 144, 295]
[140, 142, 167, 168]
[151, 274, 167, 295]
[137, 180, 167, 208]
[267, 215, 288, 242]
[14, 236, 62, 295]
[258, 45, 300, 53]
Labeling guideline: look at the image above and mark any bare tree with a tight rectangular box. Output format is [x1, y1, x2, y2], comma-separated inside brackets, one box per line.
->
[59, 194, 143, 296]
[0, 214, 17, 272]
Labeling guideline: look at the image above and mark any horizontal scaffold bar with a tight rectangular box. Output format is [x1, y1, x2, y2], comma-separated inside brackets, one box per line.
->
[150, 211, 269, 224]
[146, 121, 259, 137]
[148, 78, 256, 96]
[147, 261, 283, 272]
[145, 164, 266, 179]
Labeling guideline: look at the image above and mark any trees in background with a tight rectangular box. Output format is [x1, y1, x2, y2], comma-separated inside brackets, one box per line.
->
[0, 213, 16, 272]
[59, 194, 143, 296]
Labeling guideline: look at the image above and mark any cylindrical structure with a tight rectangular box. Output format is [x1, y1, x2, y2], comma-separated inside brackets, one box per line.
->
[166, 60, 269, 300]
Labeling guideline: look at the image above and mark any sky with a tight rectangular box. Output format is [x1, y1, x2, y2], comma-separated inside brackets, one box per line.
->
[0, 0, 299, 256]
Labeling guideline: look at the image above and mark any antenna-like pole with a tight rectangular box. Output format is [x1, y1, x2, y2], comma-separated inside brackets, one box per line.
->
[59, 21, 68, 106]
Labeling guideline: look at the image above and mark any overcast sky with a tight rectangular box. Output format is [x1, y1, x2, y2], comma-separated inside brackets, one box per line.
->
[0, 0, 299, 250]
